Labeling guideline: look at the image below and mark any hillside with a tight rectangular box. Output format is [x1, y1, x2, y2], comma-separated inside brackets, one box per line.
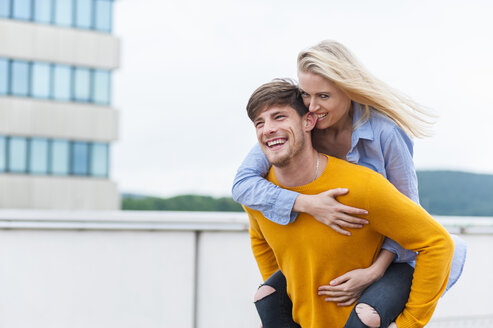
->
[122, 170, 493, 216]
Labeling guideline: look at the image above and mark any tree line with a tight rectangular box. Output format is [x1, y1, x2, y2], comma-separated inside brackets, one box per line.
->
[122, 170, 493, 216]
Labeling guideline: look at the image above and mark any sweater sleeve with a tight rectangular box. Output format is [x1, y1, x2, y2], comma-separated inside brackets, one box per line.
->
[245, 207, 280, 281]
[366, 174, 454, 328]
[232, 144, 298, 225]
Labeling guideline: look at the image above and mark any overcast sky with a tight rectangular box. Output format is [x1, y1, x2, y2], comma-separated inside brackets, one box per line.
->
[112, 0, 493, 197]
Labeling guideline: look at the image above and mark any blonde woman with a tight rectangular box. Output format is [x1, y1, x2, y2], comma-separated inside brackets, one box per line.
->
[232, 40, 466, 327]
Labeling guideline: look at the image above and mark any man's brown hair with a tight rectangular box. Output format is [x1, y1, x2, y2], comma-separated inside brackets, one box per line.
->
[246, 79, 308, 121]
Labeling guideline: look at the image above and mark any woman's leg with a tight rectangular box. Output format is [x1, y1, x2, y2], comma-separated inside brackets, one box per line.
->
[344, 263, 414, 328]
[254, 270, 301, 328]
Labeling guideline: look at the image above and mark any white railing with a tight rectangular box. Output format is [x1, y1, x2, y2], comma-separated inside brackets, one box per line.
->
[0, 210, 491, 328]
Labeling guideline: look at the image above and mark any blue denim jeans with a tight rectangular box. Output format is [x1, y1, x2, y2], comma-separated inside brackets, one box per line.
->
[254, 263, 414, 328]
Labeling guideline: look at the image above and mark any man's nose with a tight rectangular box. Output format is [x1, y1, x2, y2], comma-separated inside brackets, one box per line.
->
[263, 120, 278, 135]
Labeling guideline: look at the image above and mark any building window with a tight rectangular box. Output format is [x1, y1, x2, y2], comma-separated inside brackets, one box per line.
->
[73, 67, 91, 102]
[54, 0, 74, 27]
[11, 60, 30, 97]
[2, 136, 109, 177]
[90, 142, 108, 177]
[1, 58, 112, 105]
[8, 136, 28, 173]
[12, 0, 31, 20]
[34, 0, 53, 24]
[92, 69, 110, 105]
[0, 136, 6, 172]
[1, 0, 114, 33]
[29, 138, 49, 174]
[53, 64, 72, 101]
[0, 0, 11, 18]
[94, 0, 112, 32]
[0, 58, 8, 95]
[51, 139, 70, 175]
[72, 141, 89, 175]
[75, 0, 92, 29]
[31, 62, 51, 99]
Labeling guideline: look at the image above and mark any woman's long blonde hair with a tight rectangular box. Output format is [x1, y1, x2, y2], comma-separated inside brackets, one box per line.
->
[297, 40, 435, 138]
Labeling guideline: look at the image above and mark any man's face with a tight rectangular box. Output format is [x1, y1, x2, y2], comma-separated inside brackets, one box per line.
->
[253, 105, 308, 167]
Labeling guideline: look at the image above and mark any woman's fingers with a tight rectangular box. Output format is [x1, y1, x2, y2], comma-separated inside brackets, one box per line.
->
[337, 297, 358, 307]
[329, 224, 351, 236]
[336, 211, 369, 225]
[324, 295, 352, 302]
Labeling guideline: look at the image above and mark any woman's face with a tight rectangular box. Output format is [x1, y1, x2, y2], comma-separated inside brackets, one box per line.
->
[298, 71, 352, 130]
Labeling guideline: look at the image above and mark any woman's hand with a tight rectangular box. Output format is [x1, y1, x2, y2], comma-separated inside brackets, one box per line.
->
[318, 267, 381, 306]
[294, 188, 368, 235]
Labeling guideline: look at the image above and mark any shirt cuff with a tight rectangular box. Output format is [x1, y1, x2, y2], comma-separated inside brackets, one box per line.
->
[264, 189, 299, 225]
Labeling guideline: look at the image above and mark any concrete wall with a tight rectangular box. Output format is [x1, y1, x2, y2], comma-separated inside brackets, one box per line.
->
[0, 97, 118, 141]
[0, 211, 490, 327]
[0, 176, 120, 210]
[0, 19, 120, 69]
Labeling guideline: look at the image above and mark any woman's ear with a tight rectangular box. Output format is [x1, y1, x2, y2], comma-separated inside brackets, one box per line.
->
[304, 112, 317, 132]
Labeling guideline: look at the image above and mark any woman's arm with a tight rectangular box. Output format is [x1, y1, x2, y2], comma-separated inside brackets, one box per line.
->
[380, 126, 420, 262]
[232, 144, 298, 225]
[233, 144, 368, 230]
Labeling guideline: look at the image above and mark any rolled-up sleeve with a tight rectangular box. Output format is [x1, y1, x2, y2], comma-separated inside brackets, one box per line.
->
[232, 144, 299, 225]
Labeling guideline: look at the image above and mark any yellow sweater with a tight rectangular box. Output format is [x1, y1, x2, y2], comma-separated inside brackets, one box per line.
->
[245, 155, 454, 328]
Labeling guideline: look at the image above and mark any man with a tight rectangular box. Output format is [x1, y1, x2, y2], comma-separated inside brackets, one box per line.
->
[243, 79, 454, 328]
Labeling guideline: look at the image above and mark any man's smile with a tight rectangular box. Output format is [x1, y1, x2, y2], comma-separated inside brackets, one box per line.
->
[265, 138, 287, 149]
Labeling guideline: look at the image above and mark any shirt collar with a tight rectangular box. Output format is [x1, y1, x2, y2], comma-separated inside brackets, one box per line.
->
[351, 102, 374, 143]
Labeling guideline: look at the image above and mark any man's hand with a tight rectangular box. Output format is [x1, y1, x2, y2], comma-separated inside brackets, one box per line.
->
[318, 267, 380, 306]
[294, 189, 368, 235]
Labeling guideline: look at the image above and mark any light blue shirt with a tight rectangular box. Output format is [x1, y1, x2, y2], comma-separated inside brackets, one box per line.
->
[232, 102, 466, 292]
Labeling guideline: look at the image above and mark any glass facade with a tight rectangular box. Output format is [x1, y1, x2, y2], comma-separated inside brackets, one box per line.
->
[54, 0, 73, 27]
[31, 62, 51, 99]
[51, 139, 70, 175]
[53, 64, 72, 101]
[72, 141, 89, 176]
[93, 70, 110, 104]
[34, 0, 53, 24]
[1, 58, 111, 105]
[0, 58, 8, 95]
[0, 136, 5, 172]
[12, 0, 31, 21]
[29, 138, 49, 174]
[2, 0, 113, 32]
[0, 0, 11, 18]
[8, 137, 28, 173]
[11, 60, 30, 96]
[76, 0, 93, 29]
[74, 67, 91, 102]
[0, 136, 109, 178]
[90, 143, 108, 177]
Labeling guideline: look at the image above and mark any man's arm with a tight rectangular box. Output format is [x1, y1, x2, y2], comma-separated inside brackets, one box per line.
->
[245, 207, 280, 281]
[367, 174, 454, 328]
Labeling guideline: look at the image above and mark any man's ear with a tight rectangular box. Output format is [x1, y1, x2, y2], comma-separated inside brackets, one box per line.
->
[304, 112, 317, 132]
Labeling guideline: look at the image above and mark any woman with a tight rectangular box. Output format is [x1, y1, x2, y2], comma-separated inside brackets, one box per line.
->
[233, 40, 466, 327]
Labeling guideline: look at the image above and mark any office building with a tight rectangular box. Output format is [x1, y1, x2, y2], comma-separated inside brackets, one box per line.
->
[0, 0, 119, 209]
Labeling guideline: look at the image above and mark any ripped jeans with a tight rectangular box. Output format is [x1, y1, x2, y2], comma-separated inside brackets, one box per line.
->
[254, 263, 414, 328]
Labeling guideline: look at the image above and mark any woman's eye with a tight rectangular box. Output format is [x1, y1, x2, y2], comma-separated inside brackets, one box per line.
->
[300, 91, 309, 97]
[320, 94, 329, 99]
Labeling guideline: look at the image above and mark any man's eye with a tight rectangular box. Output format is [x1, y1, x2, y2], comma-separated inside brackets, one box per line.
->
[255, 122, 264, 128]
[275, 115, 285, 120]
